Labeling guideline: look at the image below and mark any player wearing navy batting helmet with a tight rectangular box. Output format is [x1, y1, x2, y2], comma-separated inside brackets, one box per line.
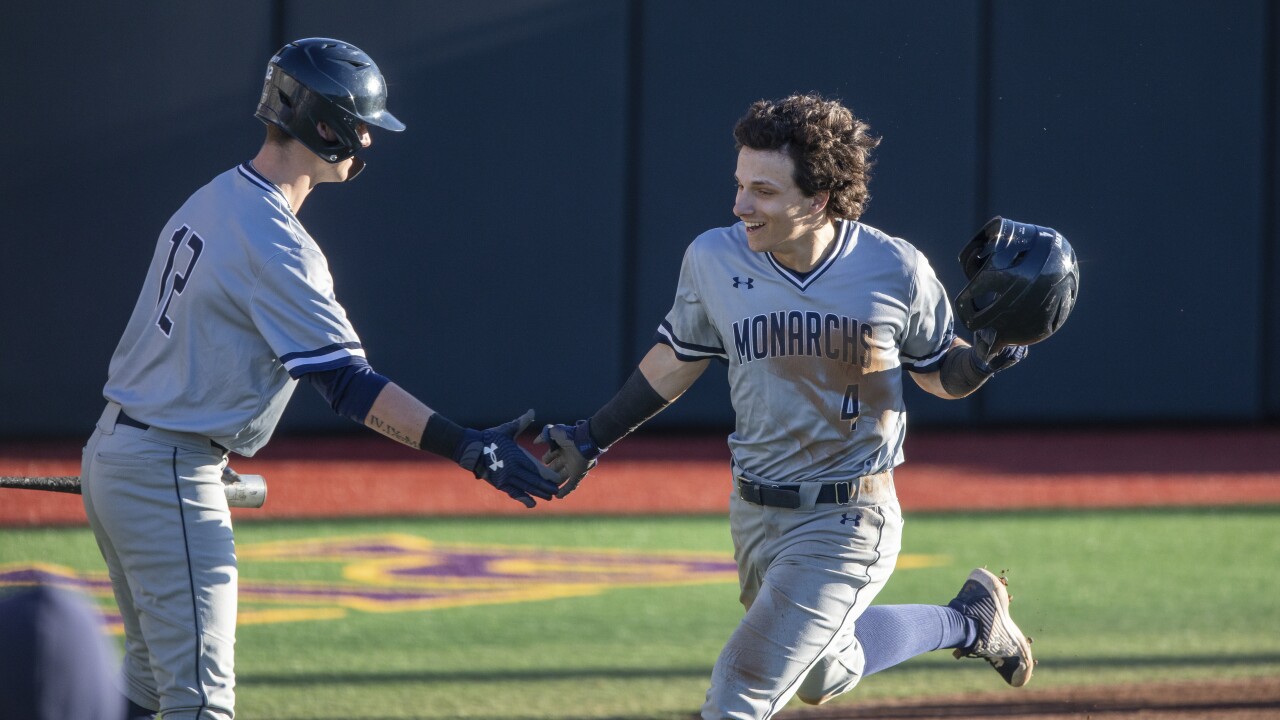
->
[539, 94, 1045, 718]
[82, 38, 562, 720]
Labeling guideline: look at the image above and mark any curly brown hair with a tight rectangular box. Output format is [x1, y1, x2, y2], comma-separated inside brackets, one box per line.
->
[733, 93, 881, 220]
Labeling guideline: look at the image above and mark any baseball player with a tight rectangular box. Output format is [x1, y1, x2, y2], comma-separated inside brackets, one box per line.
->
[81, 38, 561, 720]
[539, 94, 1037, 719]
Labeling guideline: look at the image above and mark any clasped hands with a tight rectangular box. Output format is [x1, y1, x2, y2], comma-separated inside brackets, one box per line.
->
[456, 411, 597, 507]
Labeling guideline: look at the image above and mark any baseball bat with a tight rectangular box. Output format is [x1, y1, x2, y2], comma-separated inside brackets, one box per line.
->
[0, 468, 268, 509]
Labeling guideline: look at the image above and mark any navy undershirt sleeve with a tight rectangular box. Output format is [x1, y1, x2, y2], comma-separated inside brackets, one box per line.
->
[304, 358, 391, 424]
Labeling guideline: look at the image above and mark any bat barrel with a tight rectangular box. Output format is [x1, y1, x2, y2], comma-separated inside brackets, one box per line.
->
[0, 476, 82, 494]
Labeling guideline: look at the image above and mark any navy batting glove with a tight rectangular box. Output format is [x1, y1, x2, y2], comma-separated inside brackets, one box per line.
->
[455, 410, 564, 508]
[972, 327, 1028, 374]
[535, 420, 600, 498]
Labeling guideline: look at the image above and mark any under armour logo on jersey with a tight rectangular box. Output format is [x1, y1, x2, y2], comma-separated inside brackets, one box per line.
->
[732, 276, 755, 289]
[840, 512, 862, 527]
[483, 443, 503, 472]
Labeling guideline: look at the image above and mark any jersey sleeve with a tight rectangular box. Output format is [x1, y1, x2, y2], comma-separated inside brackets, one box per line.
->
[655, 241, 728, 363]
[899, 248, 955, 373]
[251, 248, 366, 379]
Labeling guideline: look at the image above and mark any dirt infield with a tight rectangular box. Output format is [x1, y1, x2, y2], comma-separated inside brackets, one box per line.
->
[777, 677, 1280, 719]
[3, 426, 1279, 525]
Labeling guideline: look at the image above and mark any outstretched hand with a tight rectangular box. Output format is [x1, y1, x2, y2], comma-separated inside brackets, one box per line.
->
[456, 410, 564, 508]
[535, 420, 599, 498]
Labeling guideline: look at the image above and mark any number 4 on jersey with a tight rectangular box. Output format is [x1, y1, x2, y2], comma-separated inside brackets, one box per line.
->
[840, 384, 859, 430]
[156, 225, 204, 337]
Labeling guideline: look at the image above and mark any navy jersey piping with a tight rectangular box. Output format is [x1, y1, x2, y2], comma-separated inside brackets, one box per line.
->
[765, 220, 852, 291]
[655, 320, 728, 363]
[280, 341, 366, 379]
[237, 162, 292, 212]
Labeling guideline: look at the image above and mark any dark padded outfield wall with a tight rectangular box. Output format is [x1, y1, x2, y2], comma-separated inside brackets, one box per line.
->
[2, 1, 1276, 437]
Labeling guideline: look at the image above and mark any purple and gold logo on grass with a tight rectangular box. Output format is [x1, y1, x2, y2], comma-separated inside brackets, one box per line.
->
[0, 534, 745, 632]
[1, 534, 947, 632]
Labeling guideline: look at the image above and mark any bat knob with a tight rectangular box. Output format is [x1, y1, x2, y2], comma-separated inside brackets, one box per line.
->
[224, 474, 267, 508]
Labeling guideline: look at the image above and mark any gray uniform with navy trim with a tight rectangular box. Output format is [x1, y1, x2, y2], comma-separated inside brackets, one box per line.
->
[83, 162, 366, 719]
[656, 219, 954, 718]
[104, 162, 365, 457]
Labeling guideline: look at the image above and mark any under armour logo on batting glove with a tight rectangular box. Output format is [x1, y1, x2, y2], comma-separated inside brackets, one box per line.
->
[454, 410, 564, 508]
[483, 443, 503, 472]
[535, 419, 600, 499]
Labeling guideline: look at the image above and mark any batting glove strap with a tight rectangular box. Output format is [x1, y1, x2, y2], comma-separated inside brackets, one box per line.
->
[571, 420, 603, 460]
[453, 428, 487, 478]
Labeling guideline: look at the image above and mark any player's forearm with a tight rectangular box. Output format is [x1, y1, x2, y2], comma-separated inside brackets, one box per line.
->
[583, 344, 707, 451]
[364, 382, 433, 449]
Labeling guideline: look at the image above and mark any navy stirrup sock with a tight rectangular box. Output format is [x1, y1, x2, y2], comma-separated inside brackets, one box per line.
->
[855, 604, 976, 677]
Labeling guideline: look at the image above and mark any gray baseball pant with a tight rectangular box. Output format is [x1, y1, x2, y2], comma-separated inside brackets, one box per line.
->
[81, 403, 236, 720]
[703, 476, 902, 719]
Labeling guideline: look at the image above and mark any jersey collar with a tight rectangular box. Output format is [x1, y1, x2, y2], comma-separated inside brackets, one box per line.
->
[765, 219, 853, 291]
[237, 162, 293, 213]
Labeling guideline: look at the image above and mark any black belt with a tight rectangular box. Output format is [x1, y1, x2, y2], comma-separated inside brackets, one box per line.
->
[736, 478, 852, 508]
[117, 410, 228, 454]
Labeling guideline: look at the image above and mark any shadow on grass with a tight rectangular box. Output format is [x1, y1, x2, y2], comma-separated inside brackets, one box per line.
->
[242, 664, 713, 686]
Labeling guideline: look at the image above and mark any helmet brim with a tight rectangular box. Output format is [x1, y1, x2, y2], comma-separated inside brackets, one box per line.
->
[365, 110, 405, 132]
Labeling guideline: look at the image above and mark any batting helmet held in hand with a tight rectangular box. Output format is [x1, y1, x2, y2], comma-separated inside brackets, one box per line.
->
[955, 217, 1080, 347]
[255, 38, 405, 164]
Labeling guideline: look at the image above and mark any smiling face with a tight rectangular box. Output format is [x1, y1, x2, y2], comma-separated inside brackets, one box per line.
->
[733, 146, 831, 265]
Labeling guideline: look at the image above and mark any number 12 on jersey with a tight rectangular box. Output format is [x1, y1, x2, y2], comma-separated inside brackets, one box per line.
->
[156, 225, 205, 337]
[841, 384, 859, 430]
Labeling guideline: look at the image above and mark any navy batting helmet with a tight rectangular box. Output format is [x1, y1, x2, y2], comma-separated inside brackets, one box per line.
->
[955, 217, 1080, 347]
[255, 38, 404, 164]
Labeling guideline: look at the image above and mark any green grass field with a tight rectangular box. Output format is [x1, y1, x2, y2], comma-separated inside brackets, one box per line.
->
[2, 507, 1278, 719]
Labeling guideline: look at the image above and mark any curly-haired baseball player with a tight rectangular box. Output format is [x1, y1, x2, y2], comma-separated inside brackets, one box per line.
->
[539, 94, 1036, 718]
[82, 38, 562, 720]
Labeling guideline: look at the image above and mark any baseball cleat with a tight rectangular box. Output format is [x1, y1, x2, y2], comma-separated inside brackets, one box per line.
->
[948, 567, 1035, 687]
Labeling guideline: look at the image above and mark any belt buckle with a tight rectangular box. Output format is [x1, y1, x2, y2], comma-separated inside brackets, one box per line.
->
[833, 481, 852, 505]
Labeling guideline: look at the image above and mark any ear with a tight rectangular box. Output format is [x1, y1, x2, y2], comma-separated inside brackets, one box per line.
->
[316, 122, 338, 143]
[809, 191, 830, 215]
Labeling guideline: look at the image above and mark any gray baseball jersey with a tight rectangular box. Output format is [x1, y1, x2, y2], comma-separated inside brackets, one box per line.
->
[103, 162, 365, 456]
[657, 219, 954, 483]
